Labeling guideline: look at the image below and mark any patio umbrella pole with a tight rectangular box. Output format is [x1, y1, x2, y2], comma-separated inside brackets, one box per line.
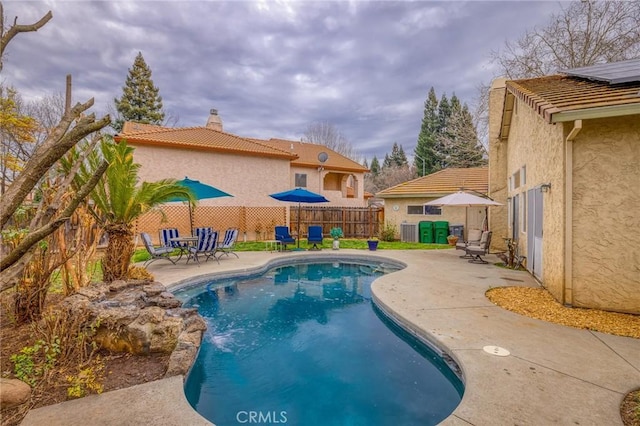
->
[189, 201, 194, 235]
[297, 202, 301, 249]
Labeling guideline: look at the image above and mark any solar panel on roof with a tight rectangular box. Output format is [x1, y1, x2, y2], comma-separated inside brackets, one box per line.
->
[561, 58, 640, 84]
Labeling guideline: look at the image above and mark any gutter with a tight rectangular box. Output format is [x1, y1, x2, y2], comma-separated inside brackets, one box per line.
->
[551, 104, 640, 123]
[564, 120, 582, 306]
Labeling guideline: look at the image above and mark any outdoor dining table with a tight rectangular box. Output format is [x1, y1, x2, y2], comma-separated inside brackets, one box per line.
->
[169, 236, 199, 263]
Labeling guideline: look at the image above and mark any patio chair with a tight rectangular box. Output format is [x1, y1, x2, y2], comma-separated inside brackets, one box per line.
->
[275, 226, 296, 250]
[203, 230, 220, 263]
[188, 229, 220, 265]
[215, 228, 239, 259]
[456, 228, 483, 258]
[194, 226, 213, 238]
[159, 228, 188, 261]
[307, 225, 323, 250]
[466, 231, 493, 264]
[141, 232, 176, 266]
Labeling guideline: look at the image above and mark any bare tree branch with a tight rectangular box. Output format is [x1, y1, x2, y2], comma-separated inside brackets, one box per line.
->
[301, 121, 360, 162]
[491, 1, 640, 79]
[0, 6, 52, 71]
[30, 134, 102, 229]
[0, 95, 110, 228]
[0, 159, 108, 274]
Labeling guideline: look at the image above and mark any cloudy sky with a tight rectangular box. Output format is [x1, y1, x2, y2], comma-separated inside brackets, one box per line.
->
[3, 1, 565, 162]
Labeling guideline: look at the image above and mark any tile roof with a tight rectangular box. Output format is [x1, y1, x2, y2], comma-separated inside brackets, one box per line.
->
[256, 138, 368, 173]
[505, 75, 640, 124]
[121, 122, 170, 133]
[115, 123, 296, 160]
[376, 168, 488, 198]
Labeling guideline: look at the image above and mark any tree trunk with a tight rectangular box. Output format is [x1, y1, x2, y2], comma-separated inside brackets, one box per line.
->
[102, 224, 134, 282]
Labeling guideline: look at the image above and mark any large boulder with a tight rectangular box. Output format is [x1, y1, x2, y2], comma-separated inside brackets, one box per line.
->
[61, 280, 206, 377]
[0, 378, 31, 409]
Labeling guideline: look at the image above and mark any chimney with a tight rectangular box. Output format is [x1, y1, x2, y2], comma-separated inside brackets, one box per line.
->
[205, 108, 223, 131]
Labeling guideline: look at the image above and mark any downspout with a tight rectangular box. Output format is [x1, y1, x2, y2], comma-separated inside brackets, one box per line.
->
[564, 120, 582, 306]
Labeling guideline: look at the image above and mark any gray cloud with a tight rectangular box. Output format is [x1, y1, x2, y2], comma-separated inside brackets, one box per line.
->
[3, 1, 563, 161]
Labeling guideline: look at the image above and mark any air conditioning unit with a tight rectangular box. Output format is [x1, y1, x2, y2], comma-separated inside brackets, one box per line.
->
[400, 223, 419, 242]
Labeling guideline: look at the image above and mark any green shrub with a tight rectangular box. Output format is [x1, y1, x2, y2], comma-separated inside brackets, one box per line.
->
[379, 221, 397, 242]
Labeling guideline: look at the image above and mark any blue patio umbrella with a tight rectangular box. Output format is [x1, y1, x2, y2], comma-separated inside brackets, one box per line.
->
[269, 188, 329, 249]
[169, 177, 233, 234]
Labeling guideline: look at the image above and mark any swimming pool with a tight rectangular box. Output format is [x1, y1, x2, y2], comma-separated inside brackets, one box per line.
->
[177, 260, 463, 425]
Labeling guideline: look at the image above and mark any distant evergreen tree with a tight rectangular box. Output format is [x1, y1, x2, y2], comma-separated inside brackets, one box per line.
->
[382, 153, 392, 169]
[113, 52, 165, 132]
[370, 156, 381, 176]
[434, 93, 452, 169]
[437, 106, 487, 169]
[388, 142, 408, 167]
[414, 88, 485, 174]
[414, 87, 439, 176]
[437, 93, 452, 134]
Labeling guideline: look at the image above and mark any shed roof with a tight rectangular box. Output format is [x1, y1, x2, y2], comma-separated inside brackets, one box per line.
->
[376, 168, 488, 198]
[115, 122, 296, 160]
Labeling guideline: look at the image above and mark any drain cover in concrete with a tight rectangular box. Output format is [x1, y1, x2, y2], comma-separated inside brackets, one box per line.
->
[483, 345, 510, 356]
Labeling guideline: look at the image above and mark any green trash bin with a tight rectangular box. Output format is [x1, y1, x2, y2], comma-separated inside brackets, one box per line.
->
[434, 221, 449, 244]
[419, 221, 434, 243]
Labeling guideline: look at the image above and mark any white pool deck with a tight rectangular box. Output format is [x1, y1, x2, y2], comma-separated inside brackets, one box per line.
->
[21, 249, 640, 425]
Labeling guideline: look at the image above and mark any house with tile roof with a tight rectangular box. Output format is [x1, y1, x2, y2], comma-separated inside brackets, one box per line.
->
[115, 110, 368, 208]
[255, 138, 368, 206]
[114, 111, 370, 242]
[489, 58, 640, 314]
[376, 168, 489, 240]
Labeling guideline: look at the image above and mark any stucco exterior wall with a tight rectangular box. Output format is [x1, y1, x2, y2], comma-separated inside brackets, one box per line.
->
[131, 144, 291, 207]
[571, 116, 640, 313]
[504, 98, 566, 301]
[382, 197, 467, 240]
[488, 81, 509, 251]
[289, 165, 367, 207]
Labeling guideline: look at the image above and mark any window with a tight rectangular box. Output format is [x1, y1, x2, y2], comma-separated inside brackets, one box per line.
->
[295, 173, 307, 187]
[424, 205, 442, 215]
[521, 166, 526, 186]
[407, 205, 442, 215]
[513, 171, 520, 189]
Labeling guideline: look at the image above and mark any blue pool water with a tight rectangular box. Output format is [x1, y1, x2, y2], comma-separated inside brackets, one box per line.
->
[177, 261, 463, 425]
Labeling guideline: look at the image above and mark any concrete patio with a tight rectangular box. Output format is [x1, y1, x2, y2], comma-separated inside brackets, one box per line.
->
[21, 249, 640, 425]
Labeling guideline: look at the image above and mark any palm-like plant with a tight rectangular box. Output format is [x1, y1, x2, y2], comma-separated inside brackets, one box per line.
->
[62, 137, 194, 281]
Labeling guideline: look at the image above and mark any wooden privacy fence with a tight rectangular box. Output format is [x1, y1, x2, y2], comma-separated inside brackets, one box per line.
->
[136, 205, 384, 244]
[292, 206, 384, 238]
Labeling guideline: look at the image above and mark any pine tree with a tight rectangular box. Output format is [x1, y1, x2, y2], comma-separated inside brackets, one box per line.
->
[370, 156, 381, 176]
[113, 52, 165, 132]
[436, 101, 486, 169]
[382, 153, 392, 169]
[414, 87, 439, 176]
[437, 93, 452, 133]
[415, 88, 485, 175]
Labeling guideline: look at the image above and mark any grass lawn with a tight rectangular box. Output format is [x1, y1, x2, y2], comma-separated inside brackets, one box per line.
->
[131, 239, 453, 263]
